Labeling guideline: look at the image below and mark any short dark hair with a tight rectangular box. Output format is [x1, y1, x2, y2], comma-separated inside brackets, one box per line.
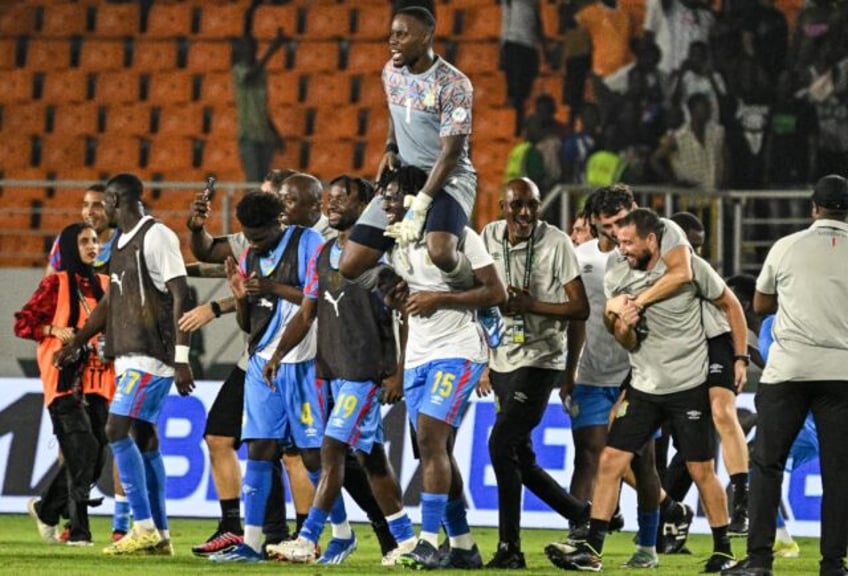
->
[726, 274, 756, 306]
[329, 174, 376, 204]
[378, 165, 429, 196]
[264, 169, 298, 194]
[395, 6, 436, 31]
[105, 173, 143, 203]
[593, 184, 634, 217]
[686, 92, 710, 113]
[670, 211, 704, 234]
[618, 207, 664, 240]
[86, 183, 106, 193]
[237, 190, 284, 228]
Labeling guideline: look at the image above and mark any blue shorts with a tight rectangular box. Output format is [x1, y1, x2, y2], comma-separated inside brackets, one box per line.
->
[571, 384, 621, 430]
[110, 369, 173, 424]
[326, 379, 383, 454]
[788, 414, 819, 471]
[404, 359, 486, 431]
[243, 355, 327, 448]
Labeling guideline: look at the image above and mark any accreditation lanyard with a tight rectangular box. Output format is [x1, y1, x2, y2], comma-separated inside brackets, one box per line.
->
[502, 227, 535, 344]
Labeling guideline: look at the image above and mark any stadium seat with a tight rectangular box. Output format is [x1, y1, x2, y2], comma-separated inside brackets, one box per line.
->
[268, 72, 303, 107]
[148, 71, 195, 104]
[350, 5, 391, 40]
[274, 105, 310, 139]
[198, 4, 245, 39]
[304, 138, 356, 180]
[50, 102, 103, 137]
[0, 37, 19, 69]
[291, 40, 342, 73]
[346, 41, 388, 73]
[454, 41, 500, 74]
[200, 138, 242, 174]
[470, 72, 507, 107]
[95, 70, 143, 105]
[541, 0, 562, 38]
[205, 105, 239, 139]
[457, 7, 501, 40]
[434, 6, 458, 38]
[2, 102, 46, 136]
[185, 39, 231, 73]
[145, 3, 196, 38]
[0, 4, 36, 35]
[41, 3, 90, 37]
[0, 136, 36, 170]
[148, 135, 201, 172]
[300, 74, 352, 107]
[94, 135, 143, 173]
[310, 106, 360, 139]
[79, 39, 129, 72]
[197, 72, 234, 105]
[103, 103, 153, 136]
[253, 4, 303, 39]
[1, 70, 35, 104]
[39, 134, 92, 171]
[25, 39, 72, 72]
[302, 4, 352, 39]
[351, 74, 385, 107]
[41, 69, 91, 104]
[156, 102, 207, 137]
[362, 108, 388, 142]
[93, 3, 140, 37]
[473, 106, 515, 141]
[132, 39, 180, 72]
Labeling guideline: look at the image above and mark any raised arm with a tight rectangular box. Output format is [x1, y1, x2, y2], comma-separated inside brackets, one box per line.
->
[633, 244, 693, 309]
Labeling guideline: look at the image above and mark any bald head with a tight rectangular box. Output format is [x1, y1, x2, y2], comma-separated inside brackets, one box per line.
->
[502, 178, 542, 243]
[280, 173, 323, 227]
[504, 177, 541, 203]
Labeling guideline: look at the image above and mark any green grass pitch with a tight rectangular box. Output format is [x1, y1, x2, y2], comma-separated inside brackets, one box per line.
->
[0, 514, 821, 575]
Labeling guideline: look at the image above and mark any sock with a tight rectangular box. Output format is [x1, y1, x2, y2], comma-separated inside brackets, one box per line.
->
[386, 510, 416, 545]
[731, 472, 748, 505]
[306, 468, 348, 531]
[300, 506, 329, 544]
[142, 451, 168, 532]
[444, 499, 473, 550]
[637, 508, 660, 548]
[775, 526, 792, 544]
[296, 513, 308, 535]
[711, 524, 732, 555]
[420, 492, 448, 547]
[443, 253, 474, 290]
[220, 498, 242, 534]
[243, 459, 273, 553]
[111, 437, 152, 523]
[331, 518, 352, 539]
[112, 496, 131, 533]
[587, 518, 609, 555]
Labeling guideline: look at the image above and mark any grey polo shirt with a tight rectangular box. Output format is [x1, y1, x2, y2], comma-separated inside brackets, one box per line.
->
[482, 220, 581, 372]
[605, 256, 724, 395]
[757, 219, 848, 383]
[693, 255, 731, 338]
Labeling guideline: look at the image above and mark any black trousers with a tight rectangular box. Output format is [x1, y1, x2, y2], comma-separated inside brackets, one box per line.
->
[489, 367, 586, 545]
[41, 394, 108, 540]
[748, 380, 848, 571]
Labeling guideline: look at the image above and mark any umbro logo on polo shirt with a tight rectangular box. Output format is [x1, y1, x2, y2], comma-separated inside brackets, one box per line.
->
[709, 363, 724, 375]
[686, 410, 703, 421]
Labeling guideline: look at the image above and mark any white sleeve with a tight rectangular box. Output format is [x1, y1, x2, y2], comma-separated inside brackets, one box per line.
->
[555, 233, 581, 286]
[756, 242, 780, 295]
[463, 228, 495, 270]
[144, 224, 187, 291]
[644, 0, 661, 34]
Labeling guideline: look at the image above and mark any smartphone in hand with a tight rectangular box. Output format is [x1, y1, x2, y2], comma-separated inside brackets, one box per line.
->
[204, 176, 216, 202]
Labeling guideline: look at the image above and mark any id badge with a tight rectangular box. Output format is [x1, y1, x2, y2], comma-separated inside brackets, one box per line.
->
[512, 314, 526, 344]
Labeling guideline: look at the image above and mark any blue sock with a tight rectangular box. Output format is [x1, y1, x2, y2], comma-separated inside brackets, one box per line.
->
[637, 508, 660, 548]
[306, 469, 347, 526]
[112, 498, 131, 532]
[388, 514, 415, 543]
[443, 498, 470, 537]
[142, 451, 168, 531]
[243, 460, 273, 529]
[111, 437, 152, 523]
[300, 506, 329, 543]
[776, 509, 786, 528]
[421, 493, 449, 535]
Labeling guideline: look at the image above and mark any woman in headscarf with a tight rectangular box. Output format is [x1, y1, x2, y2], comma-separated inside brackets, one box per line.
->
[14, 222, 115, 546]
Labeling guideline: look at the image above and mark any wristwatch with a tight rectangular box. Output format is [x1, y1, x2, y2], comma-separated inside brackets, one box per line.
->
[733, 354, 751, 366]
[210, 300, 222, 318]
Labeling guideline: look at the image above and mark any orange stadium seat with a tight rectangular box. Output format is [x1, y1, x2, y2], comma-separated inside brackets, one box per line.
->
[95, 71, 144, 105]
[471, 72, 507, 107]
[292, 41, 342, 73]
[145, 3, 196, 38]
[50, 102, 102, 137]
[2, 102, 46, 136]
[26, 39, 72, 72]
[473, 106, 516, 141]
[304, 138, 355, 180]
[148, 136, 200, 172]
[41, 69, 91, 104]
[457, 7, 501, 40]
[268, 72, 304, 106]
[359, 139, 383, 176]
[302, 5, 352, 39]
[541, 0, 562, 38]
[455, 41, 500, 74]
[156, 102, 207, 137]
[132, 39, 180, 72]
[434, 6, 458, 38]
[93, 3, 141, 37]
[258, 39, 288, 72]
[346, 41, 388, 73]
[95, 135, 143, 173]
[148, 71, 195, 104]
[41, 3, 90, 37]
[0, 136, 36, 171]
[199, 4, 245, 39]
[39, 135, 92, 171]
[103, 103, 153, 136]
[274, 105, 310, 139]
[185, 39, 232, 73]
[200, 138, 242, 174]
[79, 39, 129, 72]
[0, 37, 19, 69]
[1, 70, 35, 104]
[198, 72, 234, 105]
[351, 74, 385, 107]
[0, 4, 36, 35]
[252, 4, 303, 39]
[205, 105, 239, 139]
[310, 106, 360, 140]
[362, 108, 388, 142]
[350, 5, 391, 40]
[300, 74, 352, 107]
[0, 168, 52, 204]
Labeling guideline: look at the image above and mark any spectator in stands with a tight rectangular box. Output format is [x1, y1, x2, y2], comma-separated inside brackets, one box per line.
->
[575, 0, 634, 78]
[16, 222, 114, 547]
[503, 120, 547, 189]
[643, 0, 715, 75]
[500, 0, 549, 136]
[558, 3, 593, 126]
[231, 29, 286, 183]
[562, 103, 603, 184]
[726, 56, 772, 188]
[765, 71, 815, 186]
[671, 41, 728, 125]
[650, 93, 727, 189]
[523, 94, 567, 189]
[732, 0, 788, 85]
[45, 184, 117, 276]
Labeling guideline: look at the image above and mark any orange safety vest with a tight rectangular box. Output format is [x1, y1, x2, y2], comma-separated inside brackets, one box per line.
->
[36, 272, 115, 408]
